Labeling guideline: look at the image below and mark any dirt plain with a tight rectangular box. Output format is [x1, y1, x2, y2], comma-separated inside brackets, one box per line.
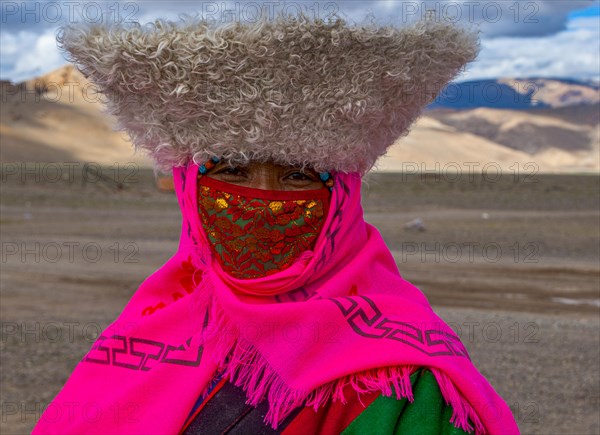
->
[0, 165, 598, 434]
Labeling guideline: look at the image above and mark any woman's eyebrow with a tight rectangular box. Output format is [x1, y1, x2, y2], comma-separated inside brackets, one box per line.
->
[216, 162, 247, 169]
[287, 166, 316, 173]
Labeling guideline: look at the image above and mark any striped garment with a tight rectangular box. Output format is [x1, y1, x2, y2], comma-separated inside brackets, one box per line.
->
[180, 368, 472, 434]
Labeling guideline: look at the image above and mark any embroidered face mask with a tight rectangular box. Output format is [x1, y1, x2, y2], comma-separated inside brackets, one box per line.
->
[197, 174, 331, 279]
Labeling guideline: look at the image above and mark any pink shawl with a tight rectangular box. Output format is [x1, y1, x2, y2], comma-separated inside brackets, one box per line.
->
[32, 162, 519, 434]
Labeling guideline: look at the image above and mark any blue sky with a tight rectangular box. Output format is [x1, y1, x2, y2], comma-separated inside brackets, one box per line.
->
[1, 0, 599, 83]
[568, 3, 600, 18]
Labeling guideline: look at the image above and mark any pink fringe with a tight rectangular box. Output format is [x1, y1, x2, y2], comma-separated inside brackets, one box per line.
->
[201, 276, 485, 433]
[431, 367, 486, 435]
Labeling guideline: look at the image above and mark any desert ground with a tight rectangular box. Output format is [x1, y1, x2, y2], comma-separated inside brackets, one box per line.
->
[0, 165, 598, 434]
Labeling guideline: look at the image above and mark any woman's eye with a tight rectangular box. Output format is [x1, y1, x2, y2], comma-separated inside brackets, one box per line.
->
[286, 172, 314, 181]
[218, 167, 245, 176]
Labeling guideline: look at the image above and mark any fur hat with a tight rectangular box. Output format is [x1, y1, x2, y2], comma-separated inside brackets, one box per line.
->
[57, 11, 480, 175]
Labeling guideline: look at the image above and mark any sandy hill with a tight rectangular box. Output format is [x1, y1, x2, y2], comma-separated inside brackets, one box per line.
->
[498, 78, 599, 108]
[0, 65, 151, 166]
[405, 105, 599, 172]
[1, 65, 598, 173]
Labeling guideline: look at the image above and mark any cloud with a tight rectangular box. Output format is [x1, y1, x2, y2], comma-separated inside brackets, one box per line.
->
[460, 14, 600, 81]
[1, 28, 65, 82]
[475, 0, 596, 37]
[0, 0, 598, 83]
[346, 1, 598, 37]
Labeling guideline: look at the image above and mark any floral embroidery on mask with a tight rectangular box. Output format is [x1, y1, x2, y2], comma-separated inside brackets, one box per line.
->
[197, 176, 331, 279]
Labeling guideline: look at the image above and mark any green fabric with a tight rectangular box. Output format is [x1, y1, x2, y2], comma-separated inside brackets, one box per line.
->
[341, 369, 474, 435]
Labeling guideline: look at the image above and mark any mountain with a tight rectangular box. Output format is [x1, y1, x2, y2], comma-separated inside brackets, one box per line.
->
[375, 107, 599, 172]
[0, 65, 151, 166]
[428, 78, 600, 110]
[1, 66, 598, 173]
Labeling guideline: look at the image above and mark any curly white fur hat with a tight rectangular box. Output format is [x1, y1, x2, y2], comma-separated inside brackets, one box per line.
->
[57, 11, 480, 175]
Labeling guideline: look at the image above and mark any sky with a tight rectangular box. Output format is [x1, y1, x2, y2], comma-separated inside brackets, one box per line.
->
[1, 0, 599, 83]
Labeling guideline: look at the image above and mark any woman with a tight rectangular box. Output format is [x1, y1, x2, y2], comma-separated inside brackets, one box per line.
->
[33, 10, 519, 435]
